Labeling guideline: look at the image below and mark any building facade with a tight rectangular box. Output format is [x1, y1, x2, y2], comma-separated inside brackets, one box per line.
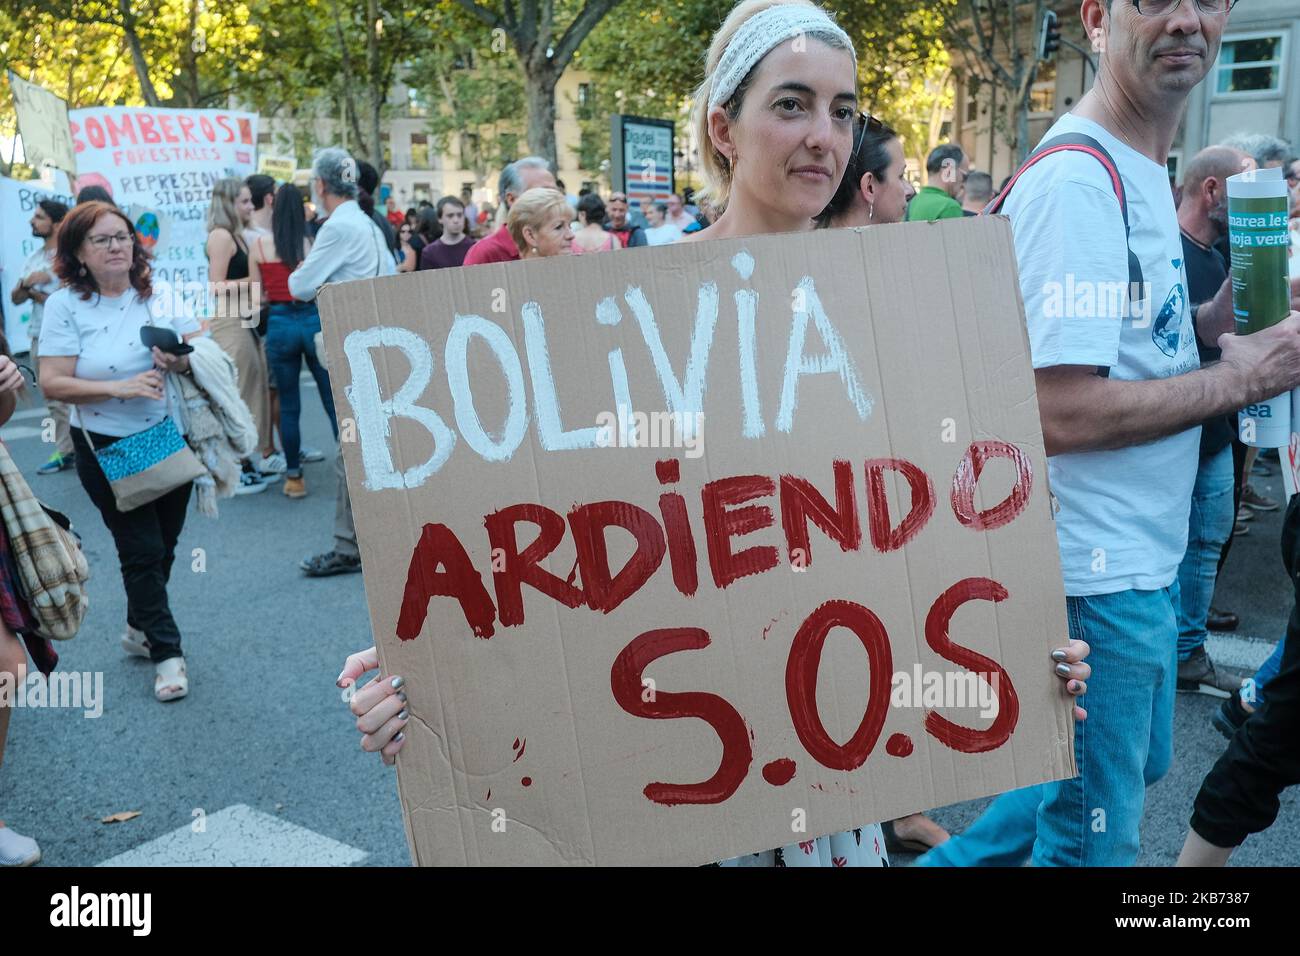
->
[951, 1, 1297, 186]
[254, 68, 597, 207]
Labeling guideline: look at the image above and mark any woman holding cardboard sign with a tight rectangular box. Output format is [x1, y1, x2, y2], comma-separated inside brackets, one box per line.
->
[339, 0, 1091, 867]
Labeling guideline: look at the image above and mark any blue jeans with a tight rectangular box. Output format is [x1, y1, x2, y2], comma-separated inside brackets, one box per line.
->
[264, 301, 337, 473]
[1243, 635, 1286, 707]
[917, 585, 1178, 867]
[1176, 445, 1235, 660]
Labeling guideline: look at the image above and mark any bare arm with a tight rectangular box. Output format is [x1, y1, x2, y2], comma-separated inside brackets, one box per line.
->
[10, 279, 29, 306]
[39, 355, 162, 404]
[1038, 312, 1300, 455]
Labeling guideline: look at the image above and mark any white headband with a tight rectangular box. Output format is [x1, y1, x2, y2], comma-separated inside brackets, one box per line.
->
[708, 4, 854, 110]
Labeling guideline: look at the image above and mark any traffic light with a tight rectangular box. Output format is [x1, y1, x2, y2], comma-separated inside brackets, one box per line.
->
[1038, 10, 1061, 62]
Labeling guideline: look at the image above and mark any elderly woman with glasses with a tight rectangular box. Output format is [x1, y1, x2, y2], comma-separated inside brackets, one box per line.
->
[38, 201, 203, 703]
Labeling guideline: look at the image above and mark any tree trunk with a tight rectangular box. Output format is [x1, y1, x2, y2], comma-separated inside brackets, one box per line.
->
[523, 65, 558, 171]
[329, 0, 369, 158]
[118, 0, 160, 106]
[367, 0, 385, 176]
[181, 0, 202, 107]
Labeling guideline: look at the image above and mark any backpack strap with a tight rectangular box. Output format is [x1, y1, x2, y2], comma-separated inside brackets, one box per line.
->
[984, 133, 1145, 296]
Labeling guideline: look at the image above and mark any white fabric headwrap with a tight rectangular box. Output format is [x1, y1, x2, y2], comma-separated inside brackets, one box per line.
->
[707, 4, 854, 110]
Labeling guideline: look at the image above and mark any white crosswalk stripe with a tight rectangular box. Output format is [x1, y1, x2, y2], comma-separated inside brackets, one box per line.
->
[1205, 633, 1279, 673]
[96, 804, 369, 867]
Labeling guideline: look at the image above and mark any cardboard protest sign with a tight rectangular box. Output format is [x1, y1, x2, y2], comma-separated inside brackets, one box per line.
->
[256, 153, 296, 182]
[0, 171, 74, 351]
[67, 106, 258, 311]
[7, 72, 77, 175]
[318, 216, 1074, 866]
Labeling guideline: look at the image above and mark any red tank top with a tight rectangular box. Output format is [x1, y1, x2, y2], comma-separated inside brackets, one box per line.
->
[253, 236, 295, 302]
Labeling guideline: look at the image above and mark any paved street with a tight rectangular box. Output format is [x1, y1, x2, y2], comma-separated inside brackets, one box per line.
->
[1, 374, 1295, 867]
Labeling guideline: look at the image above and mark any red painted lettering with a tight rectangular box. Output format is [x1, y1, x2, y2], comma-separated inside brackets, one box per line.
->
[158, 115, 179, 143]
[485, 504, 584, 627]
[396, 523, 496, 640]
[84, 117, 106, 150]
[779, 460, 860, 568]
[611, 627, 752, 805]
[702, 475, 779, 588]
[177, 115, 198, 143]
[568, 501, 666, 613]
[216, 115, 235, 142]
[785, 600, 893, 771]
[237, 116, 253, 144]
[863, 457, 935, 551]
[199, 116, 216, 141]
[923, 577, 1020, 753]
[950, 440, 1033, 531]
[104, 113, 136, 147]
[137, 114, 161, 144]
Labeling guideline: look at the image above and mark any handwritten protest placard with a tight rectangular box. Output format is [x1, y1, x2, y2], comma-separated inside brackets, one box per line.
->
[0, 171, 74, 351]
[318, 216, 1074, 866]
[7, 72, 77, 175]
[68, 106, 258, 312]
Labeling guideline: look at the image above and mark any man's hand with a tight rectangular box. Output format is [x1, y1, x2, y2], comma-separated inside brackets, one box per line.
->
[1217, 312, 1300, 405]
[1196, 276, 1236, 345]
[24, 270, 52, 288]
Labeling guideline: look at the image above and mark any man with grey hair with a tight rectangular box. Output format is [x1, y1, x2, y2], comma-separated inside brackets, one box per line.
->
[907, 143, 968, 221]
[289, 146, 396, 576]
[961, 170, 993, 215]
[463, 156, 556, 266]
[1220, 132, 1291, 170]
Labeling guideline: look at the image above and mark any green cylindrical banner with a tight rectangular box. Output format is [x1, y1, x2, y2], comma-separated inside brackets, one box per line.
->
[1228, 166, 1291, 447]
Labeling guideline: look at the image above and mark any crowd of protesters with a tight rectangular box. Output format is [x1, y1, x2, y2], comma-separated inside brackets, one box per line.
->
[4, 0, 1300, 871]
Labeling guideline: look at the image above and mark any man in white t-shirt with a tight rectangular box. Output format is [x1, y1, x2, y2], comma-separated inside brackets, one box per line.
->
[9, 198, 71, 473]
[643, 202, 682, 246]
[918, 0, 1300, 868]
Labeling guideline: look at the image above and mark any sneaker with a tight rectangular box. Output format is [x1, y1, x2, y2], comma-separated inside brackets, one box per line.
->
[35, 453, 74, 476]
[0, 824, 41, 866]
[1206, 606, 1239, 632]
[1242, 483, 1279, 512]
[234, 471, 269, 495]
[1177, 646, 1249, 699]
[300, 550, 361, 577]
[300, 446, 326, 463]
[1251, 459, 1273, 478]
[1236, 505, 1254, 523]
[1212, 691, 1251, 740]
[258, 452, 287, 474]
[1233, 520, 1250, 536]
[284, 475, 306, 499]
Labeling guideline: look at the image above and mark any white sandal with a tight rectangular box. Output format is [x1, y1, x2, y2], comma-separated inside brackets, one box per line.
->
[122, 626, 151, 658]
[154, 657, 188, 702]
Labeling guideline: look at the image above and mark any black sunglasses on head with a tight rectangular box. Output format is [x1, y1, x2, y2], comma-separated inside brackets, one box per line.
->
[851, 111, 887, 159]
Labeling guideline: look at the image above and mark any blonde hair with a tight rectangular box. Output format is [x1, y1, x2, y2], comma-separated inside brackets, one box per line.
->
[507, 188, 571, 254]
[206, 177, 246, 236]
[691, 0, 856, 212]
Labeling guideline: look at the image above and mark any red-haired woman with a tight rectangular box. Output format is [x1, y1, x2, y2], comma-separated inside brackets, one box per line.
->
[38, 201, 203, 703]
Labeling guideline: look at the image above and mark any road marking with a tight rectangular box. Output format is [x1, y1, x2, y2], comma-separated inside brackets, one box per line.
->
[1205, 633, 1279, 673]
[96, 804, 369, 867]
[0, 425, 47, 441]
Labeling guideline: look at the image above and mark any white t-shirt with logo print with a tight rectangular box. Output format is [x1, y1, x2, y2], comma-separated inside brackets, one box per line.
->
[1002, 113, 1200, 596]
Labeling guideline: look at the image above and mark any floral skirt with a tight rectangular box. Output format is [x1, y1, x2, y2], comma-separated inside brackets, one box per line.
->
[719, 825, 889, 867]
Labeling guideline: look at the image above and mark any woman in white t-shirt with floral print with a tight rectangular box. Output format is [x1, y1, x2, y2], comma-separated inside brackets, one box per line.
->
[39, 201, 203, 703]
